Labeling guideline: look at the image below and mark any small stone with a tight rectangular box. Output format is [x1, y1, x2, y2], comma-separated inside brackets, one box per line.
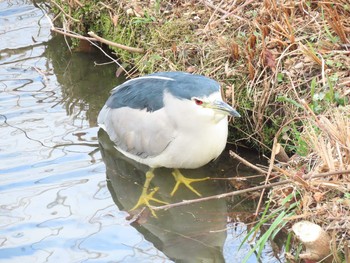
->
[126, 8, 134, 16]
[294, 62, 303, 69]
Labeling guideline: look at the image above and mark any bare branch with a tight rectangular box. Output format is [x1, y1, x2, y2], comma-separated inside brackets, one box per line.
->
[150, 179, 292, 211]
[229, 150, 267, 174]
[88, 31, 145, 54]
[150, 169, 350, 212]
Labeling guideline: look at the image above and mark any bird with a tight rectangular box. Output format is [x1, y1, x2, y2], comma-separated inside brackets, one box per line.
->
[98, 71, 240, 214]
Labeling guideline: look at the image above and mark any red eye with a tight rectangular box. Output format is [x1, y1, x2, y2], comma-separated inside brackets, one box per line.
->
[194, 99, 203, 105]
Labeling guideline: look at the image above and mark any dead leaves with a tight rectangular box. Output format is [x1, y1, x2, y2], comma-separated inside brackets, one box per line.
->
[261, 47, 276, 72]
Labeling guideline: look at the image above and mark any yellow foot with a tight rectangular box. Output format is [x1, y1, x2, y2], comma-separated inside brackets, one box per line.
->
[130, 169, 168, 217]
[170, 169, 209, 197]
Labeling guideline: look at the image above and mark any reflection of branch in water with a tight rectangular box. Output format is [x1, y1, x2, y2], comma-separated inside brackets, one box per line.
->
[53, 143, 100, 162]
[88, 148, 100, 163]
[0, 113, 99, 162]
[41, 7, 133, 78]
[1, 113, 99, 149]
[0, 114, 50, 149]
[52, 143, 99, 148]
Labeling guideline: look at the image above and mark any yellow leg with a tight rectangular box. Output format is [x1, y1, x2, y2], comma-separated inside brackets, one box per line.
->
[130, 168, 168, 217]
[170, 169, 209, 197]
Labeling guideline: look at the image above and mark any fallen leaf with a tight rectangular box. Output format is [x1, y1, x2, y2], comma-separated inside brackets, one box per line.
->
[262, 48, 276, 71]
[313, 192, 324, 203]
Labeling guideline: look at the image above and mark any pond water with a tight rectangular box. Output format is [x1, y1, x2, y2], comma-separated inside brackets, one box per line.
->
[0, 1, 282, 262]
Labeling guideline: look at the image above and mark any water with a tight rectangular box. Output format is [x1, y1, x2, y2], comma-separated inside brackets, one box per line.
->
[0, 1, 281, 262]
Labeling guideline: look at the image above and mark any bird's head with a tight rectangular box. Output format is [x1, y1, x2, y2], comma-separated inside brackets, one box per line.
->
[158, 72, 241, 125]
[184, 89, 240, 124]
[191, 95, 240, 118]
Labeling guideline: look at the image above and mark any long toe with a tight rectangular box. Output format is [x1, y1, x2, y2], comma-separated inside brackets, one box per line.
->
[130, 169, 169, 217]
[130, 187, 168, 217]
[170, 169, 209, 197]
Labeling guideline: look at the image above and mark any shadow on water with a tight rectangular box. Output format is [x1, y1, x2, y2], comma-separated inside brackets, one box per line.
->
[45, 36, 123, 126]
[98, 128, 282, 262]
[99, 128, 227, 262]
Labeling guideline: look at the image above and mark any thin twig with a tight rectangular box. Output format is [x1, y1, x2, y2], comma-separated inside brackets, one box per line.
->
[209, 174, 266, 180]
[300, 99, 323, 127]
[88, 31, 145, 54]
[210, 0, 255, 24]
[150, 169, 350, 212]
[203, 0, 225, 31]
[229, 150, 267, 174]
[52, 27, 96, 41]
[48, 3, 141, 55]
[50, 0, 80, 22]
[42, 11, 132, 78]
[201, 0, 228, 15]
[72, 0, 83, 7]
[150, 179, 292, 211]
[305, 169, 350, 180]
[255, 137, 278, 216]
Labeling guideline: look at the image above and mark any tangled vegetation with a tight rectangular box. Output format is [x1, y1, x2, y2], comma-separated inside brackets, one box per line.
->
[49, 0, 349, 151]
[47, 0, 350, 262]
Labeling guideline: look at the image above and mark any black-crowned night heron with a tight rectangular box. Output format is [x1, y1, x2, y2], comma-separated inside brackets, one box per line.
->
[98, 71, 240, 213]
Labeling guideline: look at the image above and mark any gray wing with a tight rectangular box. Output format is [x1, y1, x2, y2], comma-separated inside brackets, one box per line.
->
[98, 105, 175, 158]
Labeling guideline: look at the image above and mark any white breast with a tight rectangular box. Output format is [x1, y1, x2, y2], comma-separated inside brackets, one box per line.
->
[157, 118, 228, 168]
[100, 91, 230, 169]
[142, 91, 229, 168]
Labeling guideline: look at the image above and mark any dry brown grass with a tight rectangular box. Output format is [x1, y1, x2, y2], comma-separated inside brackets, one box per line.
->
[106, 1, 348, 149]
[269, 106, 350, 261]
[50, 0, 350, 151]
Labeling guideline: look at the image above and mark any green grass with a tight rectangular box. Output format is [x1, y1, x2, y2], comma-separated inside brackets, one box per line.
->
[239, 193, 300, 262]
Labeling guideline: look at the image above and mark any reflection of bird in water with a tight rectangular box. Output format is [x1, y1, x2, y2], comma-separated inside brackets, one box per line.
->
[98, 128, 227, 263]
[98, 72, 240, 215]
